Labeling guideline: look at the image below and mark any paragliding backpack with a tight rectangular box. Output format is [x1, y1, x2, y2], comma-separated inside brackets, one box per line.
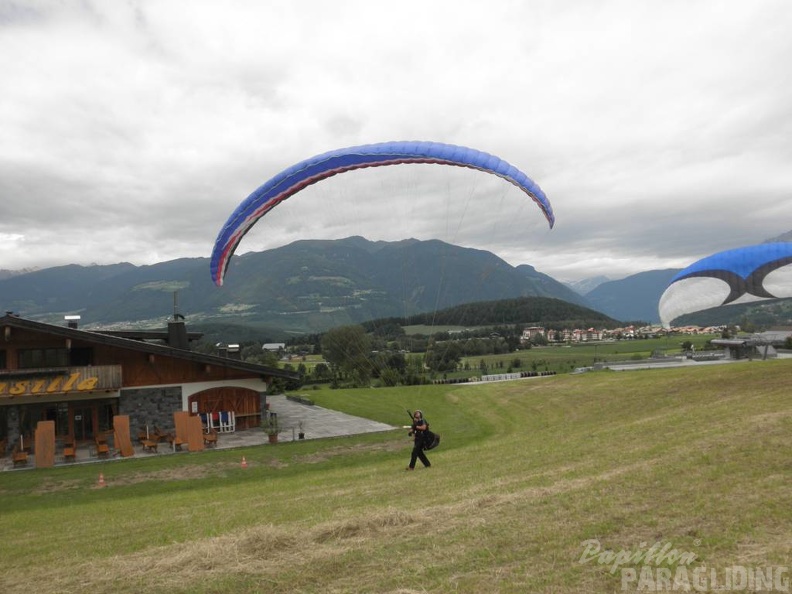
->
[423, 428, 441, 451]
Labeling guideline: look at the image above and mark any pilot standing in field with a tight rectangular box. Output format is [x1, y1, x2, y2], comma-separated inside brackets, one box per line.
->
[406, 409, 431, 470]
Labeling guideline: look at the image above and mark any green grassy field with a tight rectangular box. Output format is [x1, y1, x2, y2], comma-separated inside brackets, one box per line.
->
[461, 335, 718, 376]
[294, 335, 719, 379]
[1, 359, 790, 593]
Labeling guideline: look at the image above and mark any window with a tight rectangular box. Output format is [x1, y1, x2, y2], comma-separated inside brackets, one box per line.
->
[0, 349, 6, 369]
[69, 347, 93, 366]
[18, 348, 69, 369]
[29, 404, 70, 437]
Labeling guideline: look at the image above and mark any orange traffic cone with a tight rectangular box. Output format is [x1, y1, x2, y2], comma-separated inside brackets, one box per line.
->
[241, 456, 248, 469]
[98, 472, 106, 487]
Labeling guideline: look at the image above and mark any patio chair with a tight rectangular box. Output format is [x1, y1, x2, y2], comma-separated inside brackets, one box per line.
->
[203, 429, 218, 447]
[218, 411, 236, 433]
[166, 432, 184, 451]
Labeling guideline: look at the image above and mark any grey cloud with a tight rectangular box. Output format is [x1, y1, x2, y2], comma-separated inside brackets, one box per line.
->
[1, 0, 791, 282]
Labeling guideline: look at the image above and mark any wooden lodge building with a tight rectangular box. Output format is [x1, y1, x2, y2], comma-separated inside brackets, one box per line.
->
[0, 312, 298, 463]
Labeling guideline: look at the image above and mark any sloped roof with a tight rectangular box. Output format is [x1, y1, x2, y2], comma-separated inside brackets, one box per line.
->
[755, 330, 792, 343]
[0, 314, 298, 381]
[711, 339, 750, 346]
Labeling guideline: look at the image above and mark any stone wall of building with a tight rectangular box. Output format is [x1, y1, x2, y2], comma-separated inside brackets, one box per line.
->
[4, 405, 20, 451]
[119, 386, 183, 434]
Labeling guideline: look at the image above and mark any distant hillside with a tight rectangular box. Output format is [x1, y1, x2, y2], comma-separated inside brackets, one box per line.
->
[5, 234, 791, 334]
[398, 296, 619, 328]
[565, 275, 611, 295]
[675, 299, 792, 329]
[0, 267, 38, 280]
[0, 237, 597, 335]
[765, 231, 792, 243]
[584, 269, 680, 324]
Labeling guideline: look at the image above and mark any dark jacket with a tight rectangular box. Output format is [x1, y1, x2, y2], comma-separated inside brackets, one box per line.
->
[411, 417, 429, 445]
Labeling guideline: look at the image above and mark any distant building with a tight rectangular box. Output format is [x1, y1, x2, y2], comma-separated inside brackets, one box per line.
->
[754, 329, 792, 345]
[520, 327, 545, 342]
[710, 338, 777, 360]
[262, 343, 286, 352]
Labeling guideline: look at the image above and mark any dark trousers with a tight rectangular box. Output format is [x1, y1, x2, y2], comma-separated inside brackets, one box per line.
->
[409, 442, 431, 468]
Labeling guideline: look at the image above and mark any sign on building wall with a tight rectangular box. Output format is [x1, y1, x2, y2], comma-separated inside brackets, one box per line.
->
[0, 365, 122, 400]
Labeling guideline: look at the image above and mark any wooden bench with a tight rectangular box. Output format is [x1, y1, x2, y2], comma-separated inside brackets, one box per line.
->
[152, 427, 170, 442]
[61, 436, 76, 463]
[63, 445, 76, 462]
[142, 440, 159, 453]
[95, 437, 110, 459]
[138, 430, 167, 444]
[12, 447, 28, 467]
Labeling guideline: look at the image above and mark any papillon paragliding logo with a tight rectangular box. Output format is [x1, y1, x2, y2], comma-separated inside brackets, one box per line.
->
[209, 141, 555, 287]
[658, 243, 792, 328]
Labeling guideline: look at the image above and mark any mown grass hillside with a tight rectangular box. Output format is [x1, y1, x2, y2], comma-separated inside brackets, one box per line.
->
[1, 360, 790, 593]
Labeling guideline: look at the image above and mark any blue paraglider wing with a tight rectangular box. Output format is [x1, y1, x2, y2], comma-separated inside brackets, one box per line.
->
[658, 243, 792, 327]
[210, 141, 554, 286]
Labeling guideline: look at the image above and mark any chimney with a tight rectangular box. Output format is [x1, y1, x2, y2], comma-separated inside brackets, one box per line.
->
[167, 319, 189, 349]
[167, 290, 189, 349]
[227, 343, 241, 360]
[64, 315, 81, 329]
[216, 342, 228, 358]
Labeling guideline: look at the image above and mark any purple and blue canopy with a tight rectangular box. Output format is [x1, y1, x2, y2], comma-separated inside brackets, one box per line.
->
[210, 141, 554, 286]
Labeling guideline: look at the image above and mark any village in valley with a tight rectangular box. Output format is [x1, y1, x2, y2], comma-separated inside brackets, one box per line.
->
[519, 324, 729, 343]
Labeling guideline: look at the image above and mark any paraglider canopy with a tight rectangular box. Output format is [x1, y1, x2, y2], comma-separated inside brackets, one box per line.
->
[210, 141, 554, 286]
[658, 242, 792, 327]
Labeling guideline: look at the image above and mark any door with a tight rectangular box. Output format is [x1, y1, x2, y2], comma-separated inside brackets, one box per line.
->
[73, 407, 95, 441]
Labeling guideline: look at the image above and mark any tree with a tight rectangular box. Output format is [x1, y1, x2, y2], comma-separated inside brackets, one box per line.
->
[530, 333, 548, 347]
[371, 351, 407, 379]
[378, 367, 401, 387]
[313, 362, 332, 381]
[269, 363, 303, 392]
[321, 325, 373, 387]
[424, 341, 462, 373]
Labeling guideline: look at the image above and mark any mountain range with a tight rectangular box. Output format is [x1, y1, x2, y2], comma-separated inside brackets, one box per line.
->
[0, 237, 600, 333]
[1, 235, 790, 336]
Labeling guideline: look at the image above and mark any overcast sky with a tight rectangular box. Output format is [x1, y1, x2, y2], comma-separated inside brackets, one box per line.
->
[2, 0, 791, 283]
